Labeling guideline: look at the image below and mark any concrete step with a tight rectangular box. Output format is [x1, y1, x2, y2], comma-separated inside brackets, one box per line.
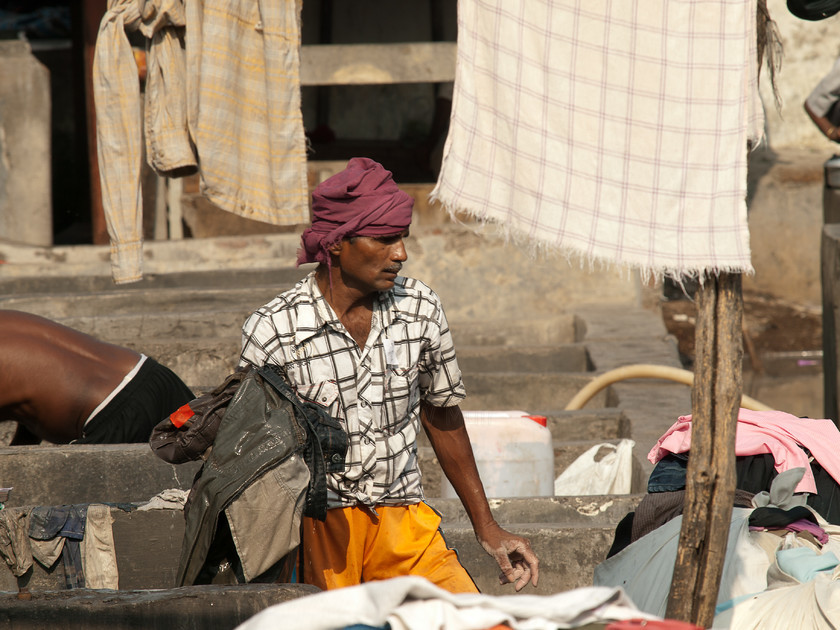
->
[0, 285, 287, 320]
[441, 522, 620, 595]
[456, 343, 590, 373]
[0, 269, 582, 348]
[460, 372, 606, 411]
[0, 430, 643, 508]
[0, 266, 307, 298]
[0, 584, 318, 630]
[53, 313, 253, 346]
[0, 236, 303, 289]
[542, 409, 632, 441]
[0, 495, 641, 596]
[429, 495, 642, 527]
[0, 445, 201, 508]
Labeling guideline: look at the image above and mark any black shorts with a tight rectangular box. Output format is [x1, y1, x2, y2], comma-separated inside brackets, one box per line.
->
[76, 357, 195, 444]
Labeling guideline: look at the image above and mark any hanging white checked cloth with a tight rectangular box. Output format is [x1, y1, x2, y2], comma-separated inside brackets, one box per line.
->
[432, 0, 764, 279]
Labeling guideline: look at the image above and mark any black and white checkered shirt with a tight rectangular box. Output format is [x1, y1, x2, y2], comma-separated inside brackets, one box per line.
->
[239, 272, 466, 508]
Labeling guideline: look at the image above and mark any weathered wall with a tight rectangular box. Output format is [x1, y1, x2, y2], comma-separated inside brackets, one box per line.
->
[744, 146, 826, 307]
[743, 2, 840, 308]
[0, 40, 51, 246]
[406, 226, 640, 321]
[760, 1, 840, 150]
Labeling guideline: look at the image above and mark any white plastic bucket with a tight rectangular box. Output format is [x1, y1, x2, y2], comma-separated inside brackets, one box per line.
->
[439, 411, 554, 498]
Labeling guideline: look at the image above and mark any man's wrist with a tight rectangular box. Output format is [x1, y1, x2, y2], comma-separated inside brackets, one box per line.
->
[472, 516, 501, 539]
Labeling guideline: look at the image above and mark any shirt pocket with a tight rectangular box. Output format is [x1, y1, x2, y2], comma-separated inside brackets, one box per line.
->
[383, 365, 420, 433]
[295, 381, 340, 417]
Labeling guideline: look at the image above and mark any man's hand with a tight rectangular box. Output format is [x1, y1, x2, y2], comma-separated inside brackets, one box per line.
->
[477, 521, 539, 591]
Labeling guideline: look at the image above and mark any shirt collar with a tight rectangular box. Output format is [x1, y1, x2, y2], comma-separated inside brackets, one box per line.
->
[295, 273, 335, 345]
[294, 272, 411, 345]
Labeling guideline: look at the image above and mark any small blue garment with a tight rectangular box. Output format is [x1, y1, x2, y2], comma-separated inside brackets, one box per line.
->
[28, 505, 87, 541]
[28, 505, 88, 589]
[776, 547, 839, 583]
[647, 453, 688, 493]
[29, 506, 69, 541]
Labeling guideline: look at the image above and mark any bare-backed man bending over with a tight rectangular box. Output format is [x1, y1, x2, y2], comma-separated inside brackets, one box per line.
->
[0, 310, 195, 445]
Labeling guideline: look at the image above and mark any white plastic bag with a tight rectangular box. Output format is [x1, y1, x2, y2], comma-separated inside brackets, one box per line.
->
[554, 439, 635, 496]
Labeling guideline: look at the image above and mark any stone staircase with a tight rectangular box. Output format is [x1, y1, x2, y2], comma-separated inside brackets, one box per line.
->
[0, 244, 692, 621]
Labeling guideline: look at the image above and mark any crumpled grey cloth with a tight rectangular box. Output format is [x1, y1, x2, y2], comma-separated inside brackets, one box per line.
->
[0, 508, 32, 577]
[136, 488, 189, 512]
[752, 467, 809, 510]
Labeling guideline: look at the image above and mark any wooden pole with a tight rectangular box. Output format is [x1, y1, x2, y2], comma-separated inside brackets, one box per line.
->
[665, 272, 743, 627]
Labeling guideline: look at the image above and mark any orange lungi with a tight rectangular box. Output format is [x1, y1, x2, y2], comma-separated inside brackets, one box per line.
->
[299, 502, 479, 593]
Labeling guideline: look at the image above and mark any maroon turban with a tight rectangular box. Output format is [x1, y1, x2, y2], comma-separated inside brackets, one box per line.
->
[297, 158, 414, 266]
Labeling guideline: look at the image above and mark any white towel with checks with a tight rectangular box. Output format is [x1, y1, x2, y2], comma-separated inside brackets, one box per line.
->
[432, 0, 763, 279]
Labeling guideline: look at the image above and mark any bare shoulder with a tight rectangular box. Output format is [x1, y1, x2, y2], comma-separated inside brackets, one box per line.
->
[0, 309, 75, 339]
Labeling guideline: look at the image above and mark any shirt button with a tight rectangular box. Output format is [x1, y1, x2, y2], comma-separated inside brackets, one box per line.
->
[361, 401, 369, 408]
[321, 396, 328, 402]
[331, 453, 342, 464]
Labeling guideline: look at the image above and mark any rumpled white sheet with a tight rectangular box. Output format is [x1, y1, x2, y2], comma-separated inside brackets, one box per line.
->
[713, 566, 840, 630]
[236, 575, 659, 630]
[135, 488, 189, 511]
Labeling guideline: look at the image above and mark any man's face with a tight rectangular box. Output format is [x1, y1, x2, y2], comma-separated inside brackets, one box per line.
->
[336, 229, 410, 294]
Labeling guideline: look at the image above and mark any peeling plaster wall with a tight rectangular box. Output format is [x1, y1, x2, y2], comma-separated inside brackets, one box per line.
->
[761, 1, 840, 151]
[0, 40, 51, 246]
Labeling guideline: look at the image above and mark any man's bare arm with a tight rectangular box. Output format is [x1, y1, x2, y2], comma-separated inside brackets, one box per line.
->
[805, 100, 840, 142]
[420, 401, 539, 591]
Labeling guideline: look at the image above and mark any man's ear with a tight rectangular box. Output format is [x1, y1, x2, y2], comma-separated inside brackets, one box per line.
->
[328, 241, 343, 256]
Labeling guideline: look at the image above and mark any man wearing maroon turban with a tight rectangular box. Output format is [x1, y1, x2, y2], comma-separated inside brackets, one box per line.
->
[240, 158, 539, 593]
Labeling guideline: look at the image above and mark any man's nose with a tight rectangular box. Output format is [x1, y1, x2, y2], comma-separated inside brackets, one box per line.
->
[392, 239, 408, 262]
